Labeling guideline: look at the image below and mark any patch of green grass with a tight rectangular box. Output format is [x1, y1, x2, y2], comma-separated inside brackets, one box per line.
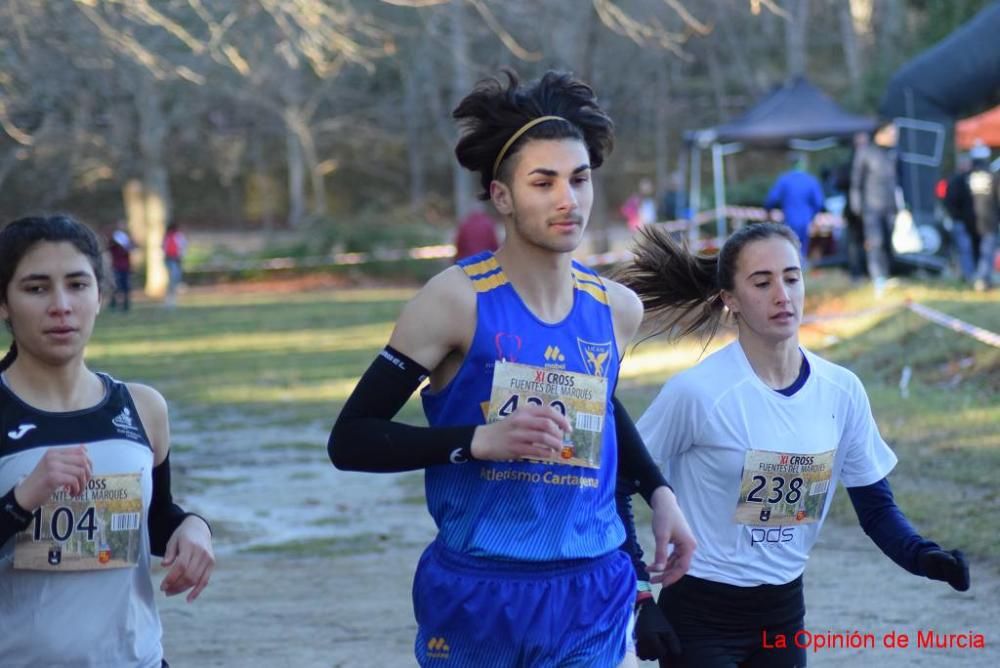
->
[309, 516, 352, 527]
[186, 475, 250, 489]
[241, 532, 391, 558]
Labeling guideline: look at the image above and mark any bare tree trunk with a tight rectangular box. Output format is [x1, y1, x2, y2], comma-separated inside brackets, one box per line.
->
[285, 108, 306, 227]
[654, 62, 671, 202]
[450, 1, 474, 221]
[298, 119, 327, 218]
[876, 0, 903, 67]
[134, 81, 170, 298]
[403, 52, 427, 214]
[785, 0, 810, 79]
[838, 0, 863, 97]
[579, 6, 610, 254]
[123, 179, 146, 246]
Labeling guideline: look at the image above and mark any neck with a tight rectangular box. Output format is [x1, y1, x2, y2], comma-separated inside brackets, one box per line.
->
[494, 238, 575, 323]
[737, 334, 802, 389]
[2, 356, 102, 412]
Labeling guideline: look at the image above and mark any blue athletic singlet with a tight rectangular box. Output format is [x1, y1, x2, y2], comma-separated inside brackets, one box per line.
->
[421, 251, 625, 560]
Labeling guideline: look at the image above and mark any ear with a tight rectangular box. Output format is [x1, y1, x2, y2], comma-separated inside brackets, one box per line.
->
[720, 289, 738, 316]
[490, 179, 513, 217]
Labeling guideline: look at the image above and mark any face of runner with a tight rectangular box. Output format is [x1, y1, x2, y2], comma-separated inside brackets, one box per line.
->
[722, 237, 804, 346]
[1, 241, 101, 367]
[491, 139, 593, 254]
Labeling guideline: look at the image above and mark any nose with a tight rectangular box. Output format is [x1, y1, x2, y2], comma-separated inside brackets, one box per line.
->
[773, 281, 790, 305]
[554, 179, 578, 214]
[48, 286, 72, 314]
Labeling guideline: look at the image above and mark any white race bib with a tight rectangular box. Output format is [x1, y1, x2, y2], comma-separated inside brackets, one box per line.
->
[733, 449, 835, 526]
[487, 362, 607, 469]
[14, 473, 143, 571]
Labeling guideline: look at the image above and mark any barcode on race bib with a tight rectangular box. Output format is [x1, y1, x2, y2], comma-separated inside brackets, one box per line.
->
[575, 412, 603, 432]
[809, 480, 830, 496]
[111, 513, 141, 531]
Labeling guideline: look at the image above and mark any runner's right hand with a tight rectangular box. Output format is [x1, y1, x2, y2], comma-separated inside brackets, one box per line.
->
[14, 445, 92, 510]
[470, 404, 572, 462]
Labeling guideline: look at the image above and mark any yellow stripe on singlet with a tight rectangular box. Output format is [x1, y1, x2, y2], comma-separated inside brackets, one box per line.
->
[575, 280, 609, 305]
[463, 255, 501, 279]
[572, 267, 605, 291]
[470, 271, 510, 293]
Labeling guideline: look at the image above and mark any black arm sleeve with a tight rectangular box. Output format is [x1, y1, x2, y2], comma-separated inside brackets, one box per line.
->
[148, 453, 211, 557]
[1, 487, 34, 547]
[328, 346, 477, 472]
[847, 477, 938, 575]
[616, 476, 650, 582]
[614, 396, 669, 503]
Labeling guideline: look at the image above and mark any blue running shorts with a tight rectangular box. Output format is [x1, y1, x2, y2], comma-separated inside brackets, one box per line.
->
[413, 540, 634, 667]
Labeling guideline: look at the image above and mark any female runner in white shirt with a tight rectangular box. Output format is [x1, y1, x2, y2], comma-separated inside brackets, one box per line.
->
[616, 222, 969, 667]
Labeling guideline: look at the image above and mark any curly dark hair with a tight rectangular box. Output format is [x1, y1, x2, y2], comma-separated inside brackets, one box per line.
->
[453, 70, 615, 200]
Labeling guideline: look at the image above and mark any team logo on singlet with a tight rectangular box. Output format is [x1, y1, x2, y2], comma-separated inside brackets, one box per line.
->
[543, 345, 566, 369]
[112, 407, 141, 440]
[494, 332, 522, 362]
[7, 423, 37, 440]
[426, 636, 450, 659]
[576, 339, 613, 377]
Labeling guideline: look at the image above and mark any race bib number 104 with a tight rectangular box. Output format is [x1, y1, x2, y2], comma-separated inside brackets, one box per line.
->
[487, 361, 608, 469]
[14, 473, 143, 571]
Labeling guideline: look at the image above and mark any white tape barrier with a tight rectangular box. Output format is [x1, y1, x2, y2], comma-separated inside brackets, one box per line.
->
[800, 300, 1000, 350]
[906, 301, 1000, 349]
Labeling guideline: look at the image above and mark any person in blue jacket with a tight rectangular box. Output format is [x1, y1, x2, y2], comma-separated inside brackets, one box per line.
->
[765, 153, 825, 263]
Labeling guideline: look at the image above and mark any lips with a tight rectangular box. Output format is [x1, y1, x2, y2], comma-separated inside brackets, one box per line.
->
[770, 312, 795, 322]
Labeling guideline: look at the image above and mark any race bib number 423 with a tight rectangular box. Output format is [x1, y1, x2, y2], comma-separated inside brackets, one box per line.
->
[733, 449, 835, 527]
[487, 361, 607, 469]
[14, 473, 143, 571]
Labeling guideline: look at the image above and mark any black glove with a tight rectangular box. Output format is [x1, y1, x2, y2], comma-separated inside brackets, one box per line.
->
[918, 548, 970, 592]
[634, 598, 681, 662]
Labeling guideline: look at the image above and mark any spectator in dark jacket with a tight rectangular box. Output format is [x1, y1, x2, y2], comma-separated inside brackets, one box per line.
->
[851, 121, 899, 295]
[765, 153, 825, 262]
[943, 155, 977, 282]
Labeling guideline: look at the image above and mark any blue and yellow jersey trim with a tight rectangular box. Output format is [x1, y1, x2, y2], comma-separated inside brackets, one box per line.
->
[462, 254, 509, 293]
[571, 265, 609, 305]
[460, 253, 609, 305]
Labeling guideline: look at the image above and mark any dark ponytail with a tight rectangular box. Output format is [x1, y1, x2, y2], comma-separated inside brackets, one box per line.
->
[0, 342, 16, 372]
[613, 225, 726, 343]
[615, 222, 801, 345]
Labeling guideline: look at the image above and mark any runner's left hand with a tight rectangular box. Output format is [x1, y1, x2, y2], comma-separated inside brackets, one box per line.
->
[160, 515, 215, 602]
[919, 548, 969, 592]
[634, 597, 681, 661]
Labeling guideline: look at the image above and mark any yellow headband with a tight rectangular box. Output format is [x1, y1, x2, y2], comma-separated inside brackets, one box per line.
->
[491, 115, 568, 179]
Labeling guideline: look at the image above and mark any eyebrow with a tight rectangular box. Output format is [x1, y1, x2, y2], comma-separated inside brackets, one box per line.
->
[747, 267, 801, 279]
[19, 271, 93, 282]
[527, 164, 591, 177]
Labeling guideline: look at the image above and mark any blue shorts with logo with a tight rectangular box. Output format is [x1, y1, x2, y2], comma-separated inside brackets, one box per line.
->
[413, 540, 634, 667]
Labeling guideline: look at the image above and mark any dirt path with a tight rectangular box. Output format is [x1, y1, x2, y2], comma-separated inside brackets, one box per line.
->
[158, 461, 998, 667]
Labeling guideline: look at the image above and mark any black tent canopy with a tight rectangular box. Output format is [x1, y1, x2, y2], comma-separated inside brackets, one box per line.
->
[688, 77, 875, 147]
